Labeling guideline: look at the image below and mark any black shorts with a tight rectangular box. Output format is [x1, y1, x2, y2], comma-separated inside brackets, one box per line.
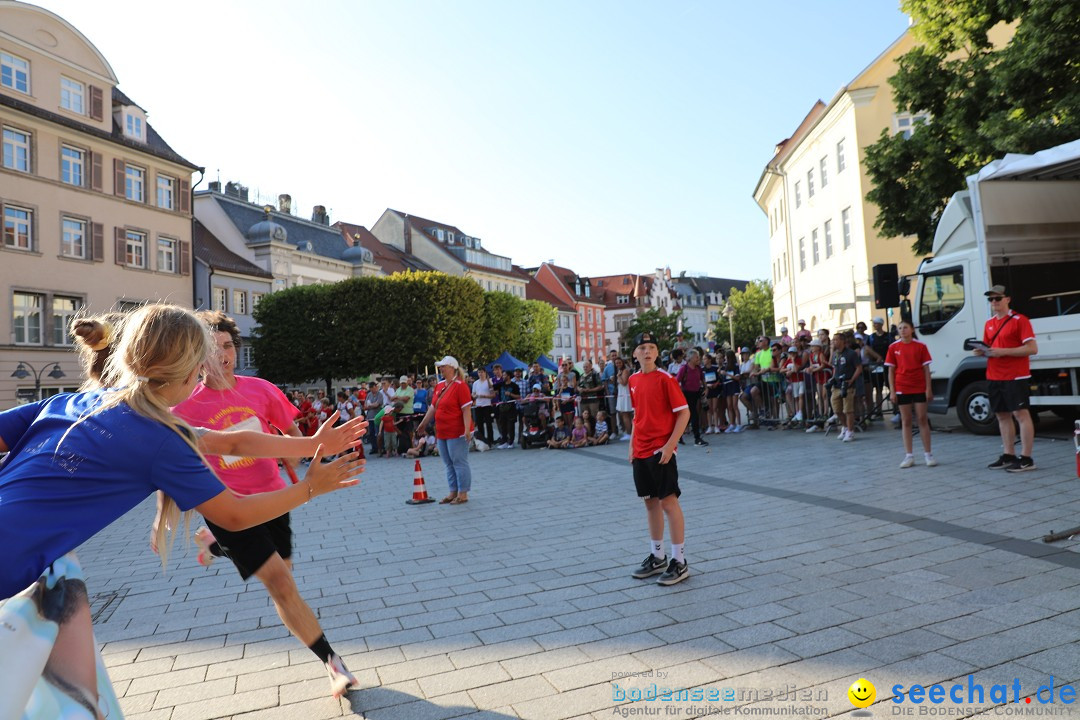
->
[989, 379, 1030, 413]
[632, 453, 681, 500]
[896, 392, 926, 406]
[205, 513, 292, 580]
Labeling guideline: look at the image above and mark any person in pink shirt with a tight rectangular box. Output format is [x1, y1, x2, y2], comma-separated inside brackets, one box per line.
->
[169, 311, 358, 698]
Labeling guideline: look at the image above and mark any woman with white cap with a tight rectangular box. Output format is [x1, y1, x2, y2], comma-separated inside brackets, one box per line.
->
[417, 356, 474, 504]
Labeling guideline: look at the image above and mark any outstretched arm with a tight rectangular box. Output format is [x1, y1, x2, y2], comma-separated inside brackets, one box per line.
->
[197, 412, 367, 458]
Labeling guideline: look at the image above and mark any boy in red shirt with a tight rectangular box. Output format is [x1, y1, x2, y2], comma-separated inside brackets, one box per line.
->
[975, 285, 1039, 472]
[628, 332, 691, 586]
[885, 320, 936, 468]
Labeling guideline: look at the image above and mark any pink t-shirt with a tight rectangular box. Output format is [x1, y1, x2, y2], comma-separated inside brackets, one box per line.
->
[173, 376, 300, 496]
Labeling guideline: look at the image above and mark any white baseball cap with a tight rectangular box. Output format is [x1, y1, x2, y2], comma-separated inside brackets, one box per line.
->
[436, 356, 459, 369]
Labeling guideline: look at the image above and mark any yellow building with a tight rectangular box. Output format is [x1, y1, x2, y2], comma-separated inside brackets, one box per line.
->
[1, 1, 198, 406]
[754, 30, 923, 335]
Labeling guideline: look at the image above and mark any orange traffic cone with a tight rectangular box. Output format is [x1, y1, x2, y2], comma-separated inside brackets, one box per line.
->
[406, 459, 435, 505]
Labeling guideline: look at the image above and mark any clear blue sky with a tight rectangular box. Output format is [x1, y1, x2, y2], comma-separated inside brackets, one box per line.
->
[37, 0, 910, 282]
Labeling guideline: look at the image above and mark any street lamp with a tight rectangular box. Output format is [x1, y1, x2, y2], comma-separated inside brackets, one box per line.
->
[721, 302, 736, 350]
[11, 361, 66, 401]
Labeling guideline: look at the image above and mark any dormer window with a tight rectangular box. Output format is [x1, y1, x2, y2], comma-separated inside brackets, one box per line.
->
[464, 237, 473, 248]
[474, 238, 481, 249]
[448, 232, 455, 244]
[436, 228, 445, 242]
[125, 113, 143, 140]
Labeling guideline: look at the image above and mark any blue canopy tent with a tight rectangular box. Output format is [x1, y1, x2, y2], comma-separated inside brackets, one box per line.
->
[535, 355, 559, 374]
[486, 351, 528, 373]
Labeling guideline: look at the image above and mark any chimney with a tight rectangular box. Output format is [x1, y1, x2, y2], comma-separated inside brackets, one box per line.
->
[403, 214, 412, 254]
[278, 194, 292, 214]
[312, 205, 328, 225]
[208, 180, 221, 193]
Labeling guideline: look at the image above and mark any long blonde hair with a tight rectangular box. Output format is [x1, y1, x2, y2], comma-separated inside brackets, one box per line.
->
[68, 304, 216, 567]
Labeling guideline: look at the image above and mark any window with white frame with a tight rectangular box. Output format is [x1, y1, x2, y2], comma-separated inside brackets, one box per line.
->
[124, 113, 143, 141]
[820, 156, 828, 188]
[807, 168, 815, 198]
[799, 238, 806, 271]
[580, 332, 586, 347]
[61, 145, 84, 186]
[794, 181, 802, 208]
[4, 205, 32, 250]
[837, 139, 846, 172]
[812, 228, 820, 265]
[1, 52, 29, 94]
[157, 175, 174, 210]
[157, 237, 176, 273]
[233, 289, 247, 315]
[241, 346, 255, 370]
[824, 219, 833, 259]
[555, 334, 563, 348]
[587, 308, 593, 323]
[125, 165, 145, 202]
[60, 77, 85, 114]
[842, 207, 852, 249]
[52, 296, 82, 345]
[252, 292, 264, 310]
[213, 287, 227, 312]
[3, 126, 30, 172]
[62, 217, 86, 258]
[564, 334, 571, 347]
[13, 291, 42, 344]
[894, 112, 930, 139]
[125, 230, 146, 268]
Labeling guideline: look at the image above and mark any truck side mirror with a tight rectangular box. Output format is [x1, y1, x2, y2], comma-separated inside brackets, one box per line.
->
[900, 299, 912, 325]
[898, 276, 911, 298]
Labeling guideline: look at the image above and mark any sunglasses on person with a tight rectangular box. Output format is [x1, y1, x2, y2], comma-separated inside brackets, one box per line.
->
[987, 296, 1005, 302]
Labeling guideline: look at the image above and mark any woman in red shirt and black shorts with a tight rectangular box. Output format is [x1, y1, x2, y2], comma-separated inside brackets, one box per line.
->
[885, 320, 936, 468]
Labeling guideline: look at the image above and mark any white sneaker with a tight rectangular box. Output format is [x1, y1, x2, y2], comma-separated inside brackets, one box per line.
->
[900, 455, 915, 468]
[925, 454, 938, 467]
[733, 425, 745, 433]
[805, 424, 820, 433]
[793, 412, 803, 422]
[891, 414, 901, 425]
[826, 414, 838, 426]
[842, 431, 854, 442]
[325, 652, 358, 698]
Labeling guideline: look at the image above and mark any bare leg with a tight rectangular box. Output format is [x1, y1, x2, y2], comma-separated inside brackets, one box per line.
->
[915, 403, 932, 453]
[661, 495, 685, 545]
[900, 404, 914, 454]
[644, 498, 664, 546]
[254, 553, 322, 645]
[1015, 409, 1034, 457]
[45, 593, 98, 715]
[997, 411, 1016, 455]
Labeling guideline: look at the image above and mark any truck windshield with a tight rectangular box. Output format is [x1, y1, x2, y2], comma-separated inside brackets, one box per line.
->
[919, 268, 965, 334]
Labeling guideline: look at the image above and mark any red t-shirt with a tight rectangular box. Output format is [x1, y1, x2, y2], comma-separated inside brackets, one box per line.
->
[884, 340, 932, 394]
[983, 311, 1036, 381]
[432, 379, 473, 439]
[628, 369, 688, 459]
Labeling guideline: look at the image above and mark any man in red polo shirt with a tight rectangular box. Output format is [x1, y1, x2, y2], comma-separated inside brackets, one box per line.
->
[974, 285, 1039, 472]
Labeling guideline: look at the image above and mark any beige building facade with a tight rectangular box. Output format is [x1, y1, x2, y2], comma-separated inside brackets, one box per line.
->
[755, 30, 924, 335]
[0, 1, 197, 406]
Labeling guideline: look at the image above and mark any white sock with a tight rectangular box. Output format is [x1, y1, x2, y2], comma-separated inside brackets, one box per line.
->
[651, 540, 664, 559]
[671, 543, 685, 563]
[904, 453, 913, 459]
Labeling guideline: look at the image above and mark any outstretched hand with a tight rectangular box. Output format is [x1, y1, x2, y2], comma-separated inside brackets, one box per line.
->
[305, 446, 365, 498]
[313, 412, 369, 454]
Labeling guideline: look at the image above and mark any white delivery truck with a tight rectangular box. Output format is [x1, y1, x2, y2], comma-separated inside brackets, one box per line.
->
[898, 138, 1080, 434]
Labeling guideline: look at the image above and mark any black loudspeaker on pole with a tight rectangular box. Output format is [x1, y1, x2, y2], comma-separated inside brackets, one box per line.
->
[872, 263, 900, 309]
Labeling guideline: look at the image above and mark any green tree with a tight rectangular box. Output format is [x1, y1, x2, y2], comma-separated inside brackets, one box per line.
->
[511, 299, 557, 363]
[865, 0, 1080, 255]
[712, 280, 774, 351]
[252, 283, 349, 394]
[623, 308, 684, 352]
[479, 291, 524, 361]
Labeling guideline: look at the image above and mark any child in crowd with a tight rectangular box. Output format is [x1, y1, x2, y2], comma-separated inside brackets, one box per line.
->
[381, 402, 402, 457]
[570, 416, 589, 448]
[580, 408, 595, 440]
[886, 319, 936, 468]
[591, 410, 611, 445]
[628, 332, 691, 587]
[406, 426, 437, 458]
[804, 339, 833, 433]
[546, 416, 571, 449]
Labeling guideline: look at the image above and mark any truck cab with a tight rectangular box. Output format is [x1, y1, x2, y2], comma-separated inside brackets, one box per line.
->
[908, 140, 1080, 433]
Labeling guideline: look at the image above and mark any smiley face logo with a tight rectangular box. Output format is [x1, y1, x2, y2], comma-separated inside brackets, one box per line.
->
[848, 678, 876, 708]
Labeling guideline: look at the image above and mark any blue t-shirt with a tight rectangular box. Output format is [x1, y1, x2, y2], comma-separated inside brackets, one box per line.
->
[413, 388, 429, 415]
[0, 390, 225, 597]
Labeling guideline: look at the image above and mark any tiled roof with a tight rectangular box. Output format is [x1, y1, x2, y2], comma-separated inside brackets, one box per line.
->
[684, 276, 749, 297]
[334, 221, 434, 274]
[192, 220, 273, 279]
[587, 273, 651, 309]
[212, 192, 350, 261]
[525, 275, 575, 312]
[387, 209, 520, 277]
[537, 263, 606, 305]
[0, 90, 198, 169]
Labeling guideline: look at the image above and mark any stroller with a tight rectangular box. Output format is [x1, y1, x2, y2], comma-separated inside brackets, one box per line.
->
[518, 399, 548, 449]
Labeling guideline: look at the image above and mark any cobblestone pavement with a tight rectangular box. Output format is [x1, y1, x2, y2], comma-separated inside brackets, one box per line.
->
[77, 421, 1080, 719]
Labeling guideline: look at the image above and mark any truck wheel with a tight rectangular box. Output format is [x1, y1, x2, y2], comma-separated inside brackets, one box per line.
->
[957, 381, 997, 435]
